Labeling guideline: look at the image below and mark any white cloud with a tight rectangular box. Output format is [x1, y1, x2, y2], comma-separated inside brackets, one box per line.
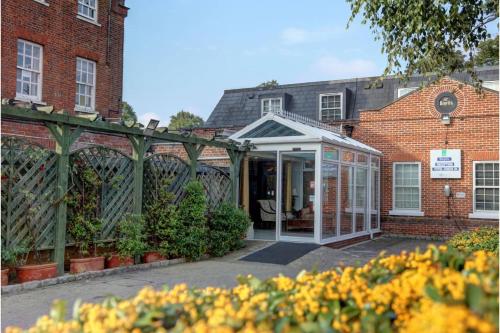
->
[281, 27, 308, 45]
[311, 56, 379, 78]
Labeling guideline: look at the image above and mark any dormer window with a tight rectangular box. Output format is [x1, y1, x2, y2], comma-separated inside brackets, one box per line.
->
[261, 98, 282, 116]
[319, 93, 343, 121]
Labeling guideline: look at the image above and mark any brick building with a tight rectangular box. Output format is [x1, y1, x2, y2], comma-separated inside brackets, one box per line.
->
[1, 0, 129, 152]
[175, 68, 499, 243]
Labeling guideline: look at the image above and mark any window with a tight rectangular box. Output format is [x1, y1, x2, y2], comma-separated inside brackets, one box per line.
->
[75, 58, 96, 112]
[473, 162, 499, 215]
[261, 98, 282, 116]
[397, 87, 418, 98]
[78, 0, 97, 21]
[391, 162, 422, 215]
[482, 80, 499, 91]
[16, 40, 43, 102]
[319, 93, 342, 121]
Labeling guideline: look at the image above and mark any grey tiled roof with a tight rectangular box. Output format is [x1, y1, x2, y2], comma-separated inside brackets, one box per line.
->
[205, 66, 498, 128]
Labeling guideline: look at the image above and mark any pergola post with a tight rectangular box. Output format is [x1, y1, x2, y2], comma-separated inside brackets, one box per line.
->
[227, 149, 244, 205]
[128, 135, 150, 215]
[183, 143, 205, 179]
[47, 123, 82, 275]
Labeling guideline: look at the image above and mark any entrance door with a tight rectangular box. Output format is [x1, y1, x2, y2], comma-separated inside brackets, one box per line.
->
[278, 152, 315, 240]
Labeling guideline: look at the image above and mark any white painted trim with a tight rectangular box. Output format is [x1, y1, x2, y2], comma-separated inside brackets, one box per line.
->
[319, 230, 371, 245]
[472, 160, 500, 216]
[76, 15, 102, 27]
[389, 210, 424, 217]
[468, 212, 499, 220]
[392, 161, 421, 212]
[397, 87, 418, 98]
[32, 0, 49, 6]
[261, 97, 283, 117]
[16, 39, 43, 103]
[75, 57, 97, 113]
[77, 0, 99, 23]
[319, 93, 343, 121]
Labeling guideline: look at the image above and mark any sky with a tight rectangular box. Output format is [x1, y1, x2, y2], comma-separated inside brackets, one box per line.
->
[123, 0, 388, 125]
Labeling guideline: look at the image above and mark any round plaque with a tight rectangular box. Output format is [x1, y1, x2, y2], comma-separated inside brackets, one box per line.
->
[434, 92, 457, 114]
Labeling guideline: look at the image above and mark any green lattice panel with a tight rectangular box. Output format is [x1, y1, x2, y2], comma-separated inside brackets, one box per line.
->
[197, 164, 231, 210]
[143, 153, 191, 207]
[69, 146, 134, 242]
[1, 137, 58, 250]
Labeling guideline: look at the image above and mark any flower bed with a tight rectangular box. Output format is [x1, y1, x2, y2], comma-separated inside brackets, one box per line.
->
[7, 245, 499, 333]
[448, 227, 499, 253]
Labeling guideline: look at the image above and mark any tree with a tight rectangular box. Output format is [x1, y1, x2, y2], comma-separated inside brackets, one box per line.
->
[168, 110, 204, 130]
[475, 35, 499, 66]
[347, 0, 499, 83]
[121, 101, 137, 122]
[257, 80, 279, 88]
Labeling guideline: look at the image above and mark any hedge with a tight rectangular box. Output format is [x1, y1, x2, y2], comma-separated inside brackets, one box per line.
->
[448, 227, 499, 253]
[6, 245, 498, 333]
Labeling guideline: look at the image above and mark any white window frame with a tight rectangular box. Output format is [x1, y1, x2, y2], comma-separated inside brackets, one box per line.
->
[16, 39, 43, 103]
[77, 0, 98, 22]
[397, 87, 418, 98]
[469, 161, 500, 219]
[261, 97, 282, 117]
[319, 93, 343, 121]
[75, 57, 97, 113]
[389, 162, 424, 216]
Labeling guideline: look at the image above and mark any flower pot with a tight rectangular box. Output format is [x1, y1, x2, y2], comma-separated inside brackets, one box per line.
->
[143, 251, 165, 263]
[70, 256, 105, 274]
[106, 255, 134, 268]
[16, 262, 57, 283]
[1, 268, 9, 286]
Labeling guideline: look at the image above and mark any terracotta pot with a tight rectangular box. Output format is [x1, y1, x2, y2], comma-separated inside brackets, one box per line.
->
[143, 251, 165, 263]
[70, 256, 105, 274]
[106, 255, 134, 268]
[1, 268, 9, 286]
[16, 262, 57, 283]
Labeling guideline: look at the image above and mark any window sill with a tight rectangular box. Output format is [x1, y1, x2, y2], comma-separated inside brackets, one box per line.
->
[14, 96, 46, 105]
[74, 107, 97, 114]
[76, 15, 101, 27]
[389, 210, 424, 217]
[32, 0, 49, 6]
[468, 212, 499, 220]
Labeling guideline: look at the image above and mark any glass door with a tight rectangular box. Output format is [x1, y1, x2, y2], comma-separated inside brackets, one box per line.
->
[279, 152, 315, 239]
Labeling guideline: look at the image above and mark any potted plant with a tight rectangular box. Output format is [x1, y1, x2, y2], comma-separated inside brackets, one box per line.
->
[67, 166, 105, 273]
[15, 190, 58, 283]
[107, 214, 147, 268]
[1, 245, 26, 286]
[143, 178, 176, 263]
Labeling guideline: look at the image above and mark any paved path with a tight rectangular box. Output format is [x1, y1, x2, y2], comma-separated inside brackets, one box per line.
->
[1, 237, 437, 329]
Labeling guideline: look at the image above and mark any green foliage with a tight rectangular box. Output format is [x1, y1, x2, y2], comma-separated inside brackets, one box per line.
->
[448, 227, 499, 253]
[208, 203, 251, 257]
[116, 214, 147, 258]
[67, 166, 103, 257]
[120, 101, 137, 123]
[176, 180, 208, 260]
[347, 0, 499, 84]
[144, 178, 180, 256]
[257, 80, 279, 88]
[476, 36, 499, 66]
[168, 110, 204, 131]
[1, 243, 29, 267]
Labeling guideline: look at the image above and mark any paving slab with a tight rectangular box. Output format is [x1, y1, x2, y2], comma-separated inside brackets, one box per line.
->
[1, 237, 439, 330]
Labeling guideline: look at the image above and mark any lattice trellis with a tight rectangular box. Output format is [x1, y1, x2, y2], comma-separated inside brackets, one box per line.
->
[197, 164, 231, 210]
[143, 153, 191, 206]
[1, 137, 58, 250]
[69, 146, 134, 241]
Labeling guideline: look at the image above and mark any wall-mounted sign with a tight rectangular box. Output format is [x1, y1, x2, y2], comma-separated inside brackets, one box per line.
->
[430, 149, 461, 178]
[435, 92, 458, 114]
[455, 192, 466, 199]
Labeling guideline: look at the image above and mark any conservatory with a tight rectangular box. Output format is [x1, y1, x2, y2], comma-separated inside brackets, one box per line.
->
[229, 111, 381, 245]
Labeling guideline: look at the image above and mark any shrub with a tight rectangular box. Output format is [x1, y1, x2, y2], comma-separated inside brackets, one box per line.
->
[208, 203, 251, 257]
[176, 180, 208, 261]
[116, 214, 147, 258]
[8, 246, 499, 333]
[448, 227, 499, 253]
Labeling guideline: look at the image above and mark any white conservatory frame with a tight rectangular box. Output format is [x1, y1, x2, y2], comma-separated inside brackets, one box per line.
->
[230, 111, 382, 245]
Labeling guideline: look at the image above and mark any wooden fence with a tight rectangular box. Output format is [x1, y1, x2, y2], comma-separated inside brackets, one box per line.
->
[1, 105, 246, 274]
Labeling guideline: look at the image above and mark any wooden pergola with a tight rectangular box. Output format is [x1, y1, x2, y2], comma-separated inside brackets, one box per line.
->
[1, 105, 248, 273]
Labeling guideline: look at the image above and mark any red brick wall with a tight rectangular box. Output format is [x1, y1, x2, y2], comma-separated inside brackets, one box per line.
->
[354, 78, 499, 238]
[1, 0, 128, 119]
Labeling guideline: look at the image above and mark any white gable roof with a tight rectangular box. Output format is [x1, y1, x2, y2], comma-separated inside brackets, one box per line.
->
[229, 112, 381, 155]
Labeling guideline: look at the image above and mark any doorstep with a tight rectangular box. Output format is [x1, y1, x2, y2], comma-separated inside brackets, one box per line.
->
[1, 257, 186, 296]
